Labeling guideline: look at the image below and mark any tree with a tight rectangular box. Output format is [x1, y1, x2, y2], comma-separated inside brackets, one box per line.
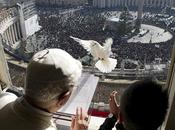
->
[117, 6, 134, 36]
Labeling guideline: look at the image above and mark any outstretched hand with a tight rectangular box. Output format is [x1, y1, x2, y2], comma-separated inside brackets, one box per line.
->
[109, 91, 120, 118]
[71, 107, 89, 130]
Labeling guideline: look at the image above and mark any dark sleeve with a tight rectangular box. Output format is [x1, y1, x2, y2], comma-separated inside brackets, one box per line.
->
[115, 122, 125, 130]
[99, 116, 117, 130]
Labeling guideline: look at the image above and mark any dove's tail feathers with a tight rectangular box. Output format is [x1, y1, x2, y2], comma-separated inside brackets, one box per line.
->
[95, 58, 117, 73]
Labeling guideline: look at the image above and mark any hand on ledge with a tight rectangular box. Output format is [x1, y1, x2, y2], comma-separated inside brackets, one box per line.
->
[71, 107, 89, 130]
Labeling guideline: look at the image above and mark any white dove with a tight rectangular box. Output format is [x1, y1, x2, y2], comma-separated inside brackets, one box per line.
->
[70, 36, 117, 73]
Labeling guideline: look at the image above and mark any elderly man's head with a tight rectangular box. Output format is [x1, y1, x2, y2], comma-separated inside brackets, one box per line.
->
[120, 79, 168, 130]
[25, 49, 82, 112]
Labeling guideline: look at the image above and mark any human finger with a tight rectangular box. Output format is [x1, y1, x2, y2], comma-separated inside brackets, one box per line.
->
[76, 107, 79, 121]
[109, 91, 116, 102]
[113, 92, 119, 106]
[71, 116, 75, 129]
[110, 91, 118, 99]
[110, 91, 115, 98]
[109, 91, 115, 102]
[80, 107, 83, 120]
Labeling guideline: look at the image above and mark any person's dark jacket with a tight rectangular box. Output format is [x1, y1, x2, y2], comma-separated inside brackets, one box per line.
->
[99, 115, 125, 130]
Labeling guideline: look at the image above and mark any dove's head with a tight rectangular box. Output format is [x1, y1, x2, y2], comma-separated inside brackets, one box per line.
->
[91, 42, 98, 47]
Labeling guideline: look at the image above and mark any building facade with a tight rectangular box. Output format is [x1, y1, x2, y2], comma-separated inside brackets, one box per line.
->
[0, 0, 40, 52]
[93, 0, 175, 8]
[36, 0, 87, 6]
[0, 7, 22, 48]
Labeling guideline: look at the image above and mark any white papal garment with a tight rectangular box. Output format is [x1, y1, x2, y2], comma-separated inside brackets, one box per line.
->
[0, 97, 57, 130]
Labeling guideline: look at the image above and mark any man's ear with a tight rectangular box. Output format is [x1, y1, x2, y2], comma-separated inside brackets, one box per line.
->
[56, 91, 72, 107]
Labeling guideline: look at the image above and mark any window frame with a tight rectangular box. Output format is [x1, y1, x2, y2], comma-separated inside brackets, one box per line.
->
[161, 41, 175, 130]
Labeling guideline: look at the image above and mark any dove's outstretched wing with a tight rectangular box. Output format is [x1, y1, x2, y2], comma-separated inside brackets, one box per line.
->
[103, 38, 113, 58]
[70, 36, 91, 52]
[70, 36, 101, 59]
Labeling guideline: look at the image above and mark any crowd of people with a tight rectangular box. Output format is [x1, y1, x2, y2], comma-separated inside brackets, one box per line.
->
[34, 7, 175, 70]
[36, 7, 106, 59]
[8, 63, 26, 88]
[143, 12, 175, 34]
[93, 83, 126, 104]
[8, 7, 175, 88]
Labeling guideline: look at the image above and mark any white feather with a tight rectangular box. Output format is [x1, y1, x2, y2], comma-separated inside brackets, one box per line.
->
[103, 38, 113, 57]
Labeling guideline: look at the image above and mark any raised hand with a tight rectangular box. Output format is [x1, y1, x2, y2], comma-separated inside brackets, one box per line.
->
[71, 107, 89, 130]
[109, 91, 120, 118]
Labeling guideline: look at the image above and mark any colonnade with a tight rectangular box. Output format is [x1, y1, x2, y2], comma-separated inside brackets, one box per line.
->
[93, 0, 174, 8]
[1, 21, 22, 46]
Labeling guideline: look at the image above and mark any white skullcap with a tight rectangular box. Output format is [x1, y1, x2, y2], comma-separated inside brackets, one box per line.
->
[0, 92, 17, 110]
[25, 48, 82, 102]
